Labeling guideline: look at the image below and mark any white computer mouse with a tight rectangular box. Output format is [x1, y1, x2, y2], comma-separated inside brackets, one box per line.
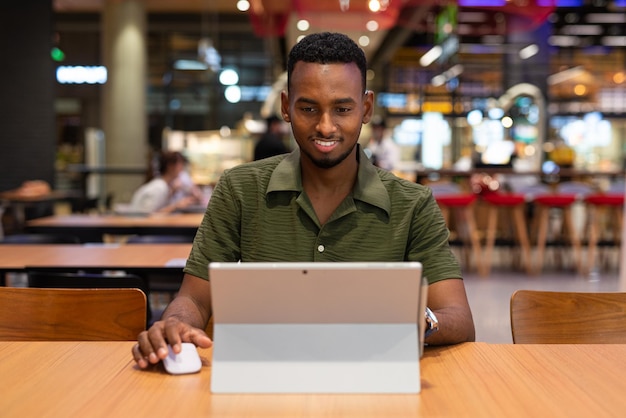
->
[162, 343, 202, 375]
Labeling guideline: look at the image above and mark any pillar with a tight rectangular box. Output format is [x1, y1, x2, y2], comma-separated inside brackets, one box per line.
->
[101, 0, 147, 204]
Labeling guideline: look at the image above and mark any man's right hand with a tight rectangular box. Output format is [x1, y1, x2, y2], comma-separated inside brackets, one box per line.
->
[132, 317, 213, 369]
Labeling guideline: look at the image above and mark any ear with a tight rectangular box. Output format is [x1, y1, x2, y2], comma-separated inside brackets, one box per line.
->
[361, 90, 374, 125]
[280, 90, 290, 123]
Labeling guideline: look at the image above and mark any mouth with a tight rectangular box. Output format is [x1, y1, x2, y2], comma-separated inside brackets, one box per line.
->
[314, 139, 338, 148]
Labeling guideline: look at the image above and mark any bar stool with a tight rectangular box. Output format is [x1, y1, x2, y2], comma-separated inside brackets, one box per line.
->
[529, 181, 593, 275]
[583, 192, 624, 274]
[430, 184, 483, 274]
[480, 192, 532, 277]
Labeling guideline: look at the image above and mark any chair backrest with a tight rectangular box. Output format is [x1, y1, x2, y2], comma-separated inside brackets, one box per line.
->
[27, 270, 152, 324]
[510, 290, 626, 344]
[0, 287, 146, 341]
[0, 233, 81, 244]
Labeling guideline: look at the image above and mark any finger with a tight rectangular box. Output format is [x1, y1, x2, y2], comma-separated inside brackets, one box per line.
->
[146, 322, 171, 362]
[131, 342, 149, 369]
[189, 328, 213, 349]
[162, 318, 186, 354]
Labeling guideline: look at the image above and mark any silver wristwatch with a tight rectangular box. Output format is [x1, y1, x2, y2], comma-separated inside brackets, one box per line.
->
[424, 307, 439, 338]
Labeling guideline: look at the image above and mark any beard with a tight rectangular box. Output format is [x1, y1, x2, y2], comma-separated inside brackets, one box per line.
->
[300, 140, 357, 169]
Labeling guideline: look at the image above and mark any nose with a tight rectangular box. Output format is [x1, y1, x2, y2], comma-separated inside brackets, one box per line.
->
[315, 112, 337, 137]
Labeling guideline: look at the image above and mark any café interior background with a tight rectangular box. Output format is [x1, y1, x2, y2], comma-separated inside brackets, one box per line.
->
[1, 0, 625, 204]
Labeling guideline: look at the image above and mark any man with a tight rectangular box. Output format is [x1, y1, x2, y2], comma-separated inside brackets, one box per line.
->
[133, 32, 474, 368]
[253, 114, 289, 161]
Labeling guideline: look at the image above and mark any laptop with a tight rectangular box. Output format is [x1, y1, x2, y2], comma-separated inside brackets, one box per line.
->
[209, 261, 426, 394]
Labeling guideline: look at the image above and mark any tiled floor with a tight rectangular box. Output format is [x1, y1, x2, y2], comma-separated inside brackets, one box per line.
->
[463, 261, 622, 343]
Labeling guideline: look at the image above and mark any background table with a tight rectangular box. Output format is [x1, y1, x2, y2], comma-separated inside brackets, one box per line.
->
[1, 341, 624, 417]
[0, 243, 191, 287]
[25, 213, 204, 242]
[0, 243, 191, 271]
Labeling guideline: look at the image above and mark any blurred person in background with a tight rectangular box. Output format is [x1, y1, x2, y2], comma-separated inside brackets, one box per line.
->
[253, 115, 289, 161]
[365, 116, 400, 171]
[130, 151, 200, 213]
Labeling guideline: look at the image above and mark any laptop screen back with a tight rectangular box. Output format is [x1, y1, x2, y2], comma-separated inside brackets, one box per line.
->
[209, 261, 424, 393]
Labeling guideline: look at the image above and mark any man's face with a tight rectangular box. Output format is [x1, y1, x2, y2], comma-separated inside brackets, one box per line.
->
[281, 62, 373, 169]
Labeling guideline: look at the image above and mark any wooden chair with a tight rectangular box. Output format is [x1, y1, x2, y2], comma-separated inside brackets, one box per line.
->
[0, 287, 147, 341]
[27, 270, 152, 324]
[510, 290, 626, 344]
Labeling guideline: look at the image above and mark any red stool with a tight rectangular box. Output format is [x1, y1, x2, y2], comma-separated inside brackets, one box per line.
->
[434, 193, 483, 274]
[481, 193, 532, 277]
[531, 194, 583, 275]
[583, 193, 624, 275]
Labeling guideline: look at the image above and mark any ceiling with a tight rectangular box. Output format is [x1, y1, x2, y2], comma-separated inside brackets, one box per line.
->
[52, 1, 626, 122]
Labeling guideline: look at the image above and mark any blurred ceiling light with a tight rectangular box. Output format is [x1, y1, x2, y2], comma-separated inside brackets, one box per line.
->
[219, 68, 239, 86]
[236, 0, 250, 12]
[574, 84, 587, 96]
[368, 0, 381, 12]
[224, 85, 241, 103]
[420, 46, 442, 67]
[220, 126, 232, 137]
[613, 72, 625, 84]
[519, 44, 539, 60]
[467, 109, 483, 126]
[366, 20, 379, 31]
[339, 0, 350, 12]
[367, 0, 391, 12]
[547, 66, 585, 85]
[296, 19, 310, 31]
[359, 36, 370, 47]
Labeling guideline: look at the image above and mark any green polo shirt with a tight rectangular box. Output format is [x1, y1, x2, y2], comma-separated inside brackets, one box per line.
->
[184, 146, 462, 284]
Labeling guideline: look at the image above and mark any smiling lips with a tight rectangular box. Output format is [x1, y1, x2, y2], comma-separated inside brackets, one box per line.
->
[315, 139, 337, 147]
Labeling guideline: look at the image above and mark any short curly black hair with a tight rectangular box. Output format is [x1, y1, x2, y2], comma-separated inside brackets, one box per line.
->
[287, 32, 367, 93]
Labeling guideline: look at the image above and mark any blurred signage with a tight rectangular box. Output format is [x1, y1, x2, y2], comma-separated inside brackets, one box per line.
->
[56, 66, 107, 84]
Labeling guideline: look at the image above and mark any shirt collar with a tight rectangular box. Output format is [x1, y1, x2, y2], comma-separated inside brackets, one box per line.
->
[267, 144, 391, 216]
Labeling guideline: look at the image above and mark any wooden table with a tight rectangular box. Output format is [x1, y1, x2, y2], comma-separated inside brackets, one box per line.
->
[0, 189, 81, 237]
[0, 341, 624, 417]
[0, 243, 191, 287]
[25, 213, 204, 242]
[0, 243, 192, 271]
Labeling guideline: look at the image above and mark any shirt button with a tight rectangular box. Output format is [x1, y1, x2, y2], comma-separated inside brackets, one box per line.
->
[317, 245, 325, 253]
